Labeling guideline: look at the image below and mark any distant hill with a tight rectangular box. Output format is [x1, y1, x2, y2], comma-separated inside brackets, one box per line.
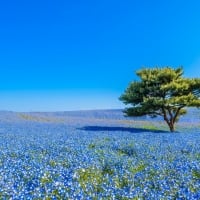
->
[0, 108, 199, 123]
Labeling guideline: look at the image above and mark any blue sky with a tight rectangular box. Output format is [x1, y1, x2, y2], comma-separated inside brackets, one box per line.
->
[0, 0, 200, 111]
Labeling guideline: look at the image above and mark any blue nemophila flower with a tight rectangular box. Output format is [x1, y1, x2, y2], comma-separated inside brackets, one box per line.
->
[0, 110, 200, 198]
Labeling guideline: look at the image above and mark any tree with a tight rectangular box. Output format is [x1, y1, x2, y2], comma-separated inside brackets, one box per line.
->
[120, 67, 200, 132]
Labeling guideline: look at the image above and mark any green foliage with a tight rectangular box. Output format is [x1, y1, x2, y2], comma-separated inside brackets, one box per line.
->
[141, 123, 159, 131]
[115, 196, 140, 200]
[195, 153, 200, 161]
[192, 170, 200, 180]
[114, 175, 129, 189]
[49, 160, 57, 167]
[75, 167, 106, 194]
[129, 163, 146, 175]
[40, 172, 53, 185]
[120, 67, 200, 132]
[88, 143, 96, 149]
[116, 145, 137, 157]
[101, 162, 114, 175]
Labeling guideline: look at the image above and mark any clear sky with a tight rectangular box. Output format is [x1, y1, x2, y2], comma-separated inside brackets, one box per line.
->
[0, 0, 200, 111]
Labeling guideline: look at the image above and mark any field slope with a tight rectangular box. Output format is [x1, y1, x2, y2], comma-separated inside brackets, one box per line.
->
[0, 108, 199, 199]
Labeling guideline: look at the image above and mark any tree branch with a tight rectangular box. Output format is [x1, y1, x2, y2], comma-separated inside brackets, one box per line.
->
[162, 107, 169, 124]
[173, 105, 185, 123]
[168, 108, 173, 123]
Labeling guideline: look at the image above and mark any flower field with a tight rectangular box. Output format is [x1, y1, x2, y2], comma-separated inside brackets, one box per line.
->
[0, 109, 200, 199]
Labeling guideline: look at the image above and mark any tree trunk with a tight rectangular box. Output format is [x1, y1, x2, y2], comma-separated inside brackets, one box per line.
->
[162, 108, 175, 132]
[169, 122, 175, 132]
[164, 119, 175, 132]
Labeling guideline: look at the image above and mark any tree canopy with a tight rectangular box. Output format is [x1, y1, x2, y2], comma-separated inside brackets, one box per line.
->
[120, 67, 200, 132]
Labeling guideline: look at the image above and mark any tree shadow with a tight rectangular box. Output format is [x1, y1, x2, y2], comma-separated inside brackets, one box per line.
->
[78, 126, 169, 133]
